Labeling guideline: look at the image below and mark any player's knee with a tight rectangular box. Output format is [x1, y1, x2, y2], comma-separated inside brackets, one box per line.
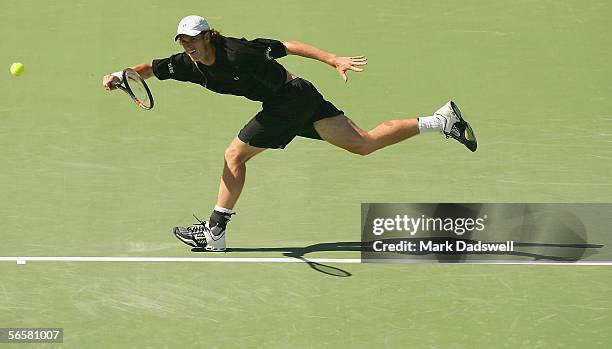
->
[224, 147, 249, 167]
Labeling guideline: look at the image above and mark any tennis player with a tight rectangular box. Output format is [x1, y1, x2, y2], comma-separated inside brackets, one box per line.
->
[102, 15, 477, 251]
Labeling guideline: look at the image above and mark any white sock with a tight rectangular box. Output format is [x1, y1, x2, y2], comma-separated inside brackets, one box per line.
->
[214, 205, 235, 214]
[418, 115, 445, 133]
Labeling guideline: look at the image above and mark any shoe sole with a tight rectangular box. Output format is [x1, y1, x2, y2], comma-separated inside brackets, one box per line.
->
[450, 101, 478, 152]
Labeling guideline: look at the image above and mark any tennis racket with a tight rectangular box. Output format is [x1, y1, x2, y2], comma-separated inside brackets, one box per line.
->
[112, 68, 154, 110]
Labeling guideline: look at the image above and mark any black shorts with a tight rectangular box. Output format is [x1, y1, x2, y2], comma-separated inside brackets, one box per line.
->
[237, 78, 343, 149]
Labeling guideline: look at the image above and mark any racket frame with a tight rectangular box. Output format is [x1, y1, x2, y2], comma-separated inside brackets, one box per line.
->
[112, 68, 154, 110]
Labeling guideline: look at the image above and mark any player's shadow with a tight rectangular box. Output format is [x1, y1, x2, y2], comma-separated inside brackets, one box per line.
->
[192, 241, 363, 277]
[192, 238, 604, 277]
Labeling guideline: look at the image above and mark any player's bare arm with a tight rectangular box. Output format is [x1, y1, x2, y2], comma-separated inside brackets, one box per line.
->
[102, 63, 153, 90]
[283, 41, 367, 82]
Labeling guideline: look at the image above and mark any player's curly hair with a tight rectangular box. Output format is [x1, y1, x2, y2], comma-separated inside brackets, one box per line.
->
[202, 29, 222, 43]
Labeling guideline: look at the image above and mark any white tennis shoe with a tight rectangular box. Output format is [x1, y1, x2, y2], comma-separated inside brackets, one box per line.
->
[173, 218, 226, 251]
[433, 101, 478, 152]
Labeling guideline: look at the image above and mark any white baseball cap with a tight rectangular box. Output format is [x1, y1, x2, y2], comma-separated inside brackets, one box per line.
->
[174, 15, 210, 41]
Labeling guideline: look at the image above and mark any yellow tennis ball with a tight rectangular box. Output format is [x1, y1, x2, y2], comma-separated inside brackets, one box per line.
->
[10, 62, 25, 77]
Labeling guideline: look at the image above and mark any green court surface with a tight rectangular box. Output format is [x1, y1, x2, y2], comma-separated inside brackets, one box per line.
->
[1, 0, 611, 348]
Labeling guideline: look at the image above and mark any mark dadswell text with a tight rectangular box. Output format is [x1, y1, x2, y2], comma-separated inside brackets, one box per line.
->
[372, 240, 515, 253]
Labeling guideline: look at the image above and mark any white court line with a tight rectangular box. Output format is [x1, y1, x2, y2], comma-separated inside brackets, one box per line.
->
[367, 259, 612, 266]
[0, 257, 612, 266]
[0, 257, 361, 264]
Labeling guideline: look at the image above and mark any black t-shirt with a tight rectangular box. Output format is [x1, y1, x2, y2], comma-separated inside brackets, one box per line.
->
[152, 36, 288, 102]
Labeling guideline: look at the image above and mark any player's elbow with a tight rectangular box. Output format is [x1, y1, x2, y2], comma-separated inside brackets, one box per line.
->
[347, 143, 375, 156]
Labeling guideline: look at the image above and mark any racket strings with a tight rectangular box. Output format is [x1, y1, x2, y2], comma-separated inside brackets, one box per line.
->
[124, 69, 154, 109]
[129, 78, 150, 104]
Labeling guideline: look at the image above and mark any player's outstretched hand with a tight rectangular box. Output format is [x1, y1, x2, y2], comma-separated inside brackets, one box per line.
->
[102, 74, 121, 91]
[332, 55, 367, 83]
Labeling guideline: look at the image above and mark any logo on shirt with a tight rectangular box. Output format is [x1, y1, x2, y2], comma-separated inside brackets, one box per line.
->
[265, 47, 273, 60]
[168, 62, 174, 74]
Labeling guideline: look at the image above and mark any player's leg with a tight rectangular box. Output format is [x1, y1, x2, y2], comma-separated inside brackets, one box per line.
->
[172, 98, 308, 252]
[217, 137, 266, 210]
[314, 101, 477, 155]
[313, 114, 419, 155]
[205, 138, 265, 250]
[173, 137, 265, 252]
